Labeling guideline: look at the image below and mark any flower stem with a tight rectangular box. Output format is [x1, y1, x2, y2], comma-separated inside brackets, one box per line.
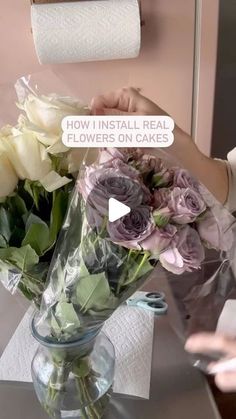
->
[93, 216, 108, 246]
[124, 252, 150, 287]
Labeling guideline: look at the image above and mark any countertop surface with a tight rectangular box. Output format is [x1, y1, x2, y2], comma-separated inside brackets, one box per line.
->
[0, 272, 221, 419]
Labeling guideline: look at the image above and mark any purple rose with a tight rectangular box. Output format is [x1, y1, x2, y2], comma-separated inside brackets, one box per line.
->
[168, 187, 206, 224]
[79, 167, 147, 216]
[152, 168, 174, 188]
[173, 168, 199, 191]
[136, 155, 163, 176]
[108, 158, 140, 180]
[141, 224, 177, 255]
[98, 148, 125, 164]
[197, 210, 234, 251]
[159, 225, 205, 274]
[107, 205, 155, 250]
[153, 188, 171, 209]
[107, 158, 153, 204]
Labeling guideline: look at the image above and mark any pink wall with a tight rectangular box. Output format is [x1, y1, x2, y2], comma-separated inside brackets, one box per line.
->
[193, 0, 219, 156]
[0, 0, 195, 133]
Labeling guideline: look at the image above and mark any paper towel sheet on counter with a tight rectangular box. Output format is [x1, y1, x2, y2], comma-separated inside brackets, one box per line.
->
[0, 292, 154, 399]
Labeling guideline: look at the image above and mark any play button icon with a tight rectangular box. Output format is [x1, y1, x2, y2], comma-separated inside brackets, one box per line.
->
[84, 175, 143, 230]
[108, 198, 131, 222]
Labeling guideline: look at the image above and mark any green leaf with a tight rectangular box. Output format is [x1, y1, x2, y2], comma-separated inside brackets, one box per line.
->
[18, 263, 48, 306]
[25, 213, 46, 232]
[22, 223, 50, 255]
[153, 213, 169, 228]
[0, 207, 12, 243]
[54, 301, 80, 335]
[0, 245, 39, 272]
[24, 180, 48, 209]
[51, 313, 62, 336]
[122, 254, 153, 287]
[75, 265, 117, 312]
[0, 235, 7, 248]
[9, 195, 27, 216]
[18, 282, 37, 301]
[22, 213, 50, 255]
[9, 226, 26, 248]
[48, 190, 68, 247]
[3, 195, 28, 247]
[152, 174, 164, 187]
[5, 194, 27, 217]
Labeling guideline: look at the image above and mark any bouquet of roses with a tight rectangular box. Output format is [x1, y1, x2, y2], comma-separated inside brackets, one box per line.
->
[36, 146, 235, 340]
[30, 145, 235, 418]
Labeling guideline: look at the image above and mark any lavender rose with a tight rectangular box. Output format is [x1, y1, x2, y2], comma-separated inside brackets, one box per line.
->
[136, 155, 163, 177]
[168, 187, 206, 224]
[107, 158, 140, 180]
[141, 224, 177, 256]
[79, 167, 147, 216]
[173, 168, 199, 191]
[152, 168, 174, 188]
[159, 225, 205, 274]
[197, 210, 234, 251]
[99, 148, 125, 164]
[107, 205, 155, 250]
[153, 188, 171, 209]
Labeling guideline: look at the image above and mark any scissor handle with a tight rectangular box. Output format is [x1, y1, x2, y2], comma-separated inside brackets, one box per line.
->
[145, 292, 165, 302]
[137, 300, 168, 315]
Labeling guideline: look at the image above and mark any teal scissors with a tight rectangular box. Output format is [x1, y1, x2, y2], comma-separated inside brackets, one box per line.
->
[127, 292, 168, 315]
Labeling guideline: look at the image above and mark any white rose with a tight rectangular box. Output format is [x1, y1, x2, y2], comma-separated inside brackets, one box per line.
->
[16, 114, 60, 148]
[0, 151, 18, 198]
[1, 132, 52, 181]
[18, 94, 90, 136]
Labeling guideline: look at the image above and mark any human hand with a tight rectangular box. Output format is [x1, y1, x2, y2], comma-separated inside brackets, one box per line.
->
[185, 332, 236, 392]
[91, 87, 171, 158]
[91, 87, 167, 116]
[91, 87, 192, 166]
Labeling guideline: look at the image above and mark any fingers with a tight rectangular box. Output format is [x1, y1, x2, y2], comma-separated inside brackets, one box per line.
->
[91, 87, 145, 115]
[185, 333, 236, 357]
[215, 372, 236, 392]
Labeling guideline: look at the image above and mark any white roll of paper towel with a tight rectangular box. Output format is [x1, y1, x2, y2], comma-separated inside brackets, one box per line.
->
[31, 0, 141, 64]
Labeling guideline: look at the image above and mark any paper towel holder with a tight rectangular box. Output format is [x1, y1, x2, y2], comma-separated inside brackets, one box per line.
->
[30, 0, 145, 26]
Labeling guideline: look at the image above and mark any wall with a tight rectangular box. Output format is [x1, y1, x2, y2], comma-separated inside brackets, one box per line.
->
[0, 0, 195, 133]
[212, 0, 236, 159]
[192, 0, 219, 156]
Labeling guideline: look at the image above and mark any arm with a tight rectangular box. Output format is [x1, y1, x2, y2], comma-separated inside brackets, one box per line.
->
[91, 88, 229, 205]
[161, 125, 229, 205]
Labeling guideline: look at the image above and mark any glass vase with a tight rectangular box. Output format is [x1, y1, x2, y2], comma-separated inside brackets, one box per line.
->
[31, 317, 115, 419]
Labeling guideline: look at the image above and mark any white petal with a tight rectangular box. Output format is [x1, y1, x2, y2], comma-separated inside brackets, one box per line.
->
[47, 141, 69, 154]
[40, 170, 72, 192]
[160, 247, 185, 274]
[17, 114, 59, 147]
[1, 133, 52, 181]
[21, 94, 90, 135]
[0, 152, 18, 198]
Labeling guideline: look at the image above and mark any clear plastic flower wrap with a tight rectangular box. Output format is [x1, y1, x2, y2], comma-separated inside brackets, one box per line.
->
[0, 71, 97, 306]
[34, 146, 236, 347]
[34, 149, 160, 342]
[168, 251, 236, 373]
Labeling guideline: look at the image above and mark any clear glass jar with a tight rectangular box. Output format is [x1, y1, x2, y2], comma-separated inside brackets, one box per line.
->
[31, 317, 115, 419]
